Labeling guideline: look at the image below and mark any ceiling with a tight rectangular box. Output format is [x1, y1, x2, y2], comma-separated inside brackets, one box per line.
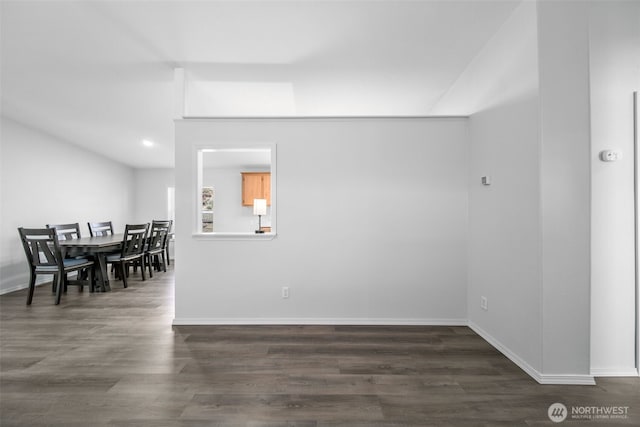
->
[1, 0, 520, 168]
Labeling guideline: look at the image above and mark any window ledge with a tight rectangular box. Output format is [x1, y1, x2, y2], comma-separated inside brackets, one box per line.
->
[192, 232, 276, 241]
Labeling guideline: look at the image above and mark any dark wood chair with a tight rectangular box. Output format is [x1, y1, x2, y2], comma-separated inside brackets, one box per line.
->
[47, 222, 90, 287]
[144, 224, 168, 277]
[88, 221, 119, 273]
[151, 219, 173, 267]
[18, 227, 95, 305]
[87, 221, 114, 237]
[105, 223, 149, 288]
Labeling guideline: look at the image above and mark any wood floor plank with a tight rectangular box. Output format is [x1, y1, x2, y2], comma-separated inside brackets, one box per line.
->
[1, 265, 639, 426]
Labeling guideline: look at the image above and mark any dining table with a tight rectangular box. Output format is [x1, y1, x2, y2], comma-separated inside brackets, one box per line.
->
[59, 234, 123, 292]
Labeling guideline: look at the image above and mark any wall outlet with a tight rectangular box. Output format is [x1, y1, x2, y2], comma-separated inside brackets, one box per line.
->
[282, 286, 289, 299]
[480, 296, 488, 311]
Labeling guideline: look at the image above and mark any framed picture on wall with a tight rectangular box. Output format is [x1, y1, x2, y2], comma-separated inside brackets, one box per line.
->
[202, 186, 214, 211]
[202, 212, 213, 232]
[202, 186, 214, 232]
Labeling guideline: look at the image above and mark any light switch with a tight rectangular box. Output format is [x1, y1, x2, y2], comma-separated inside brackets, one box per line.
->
[481, 176, 491, 186]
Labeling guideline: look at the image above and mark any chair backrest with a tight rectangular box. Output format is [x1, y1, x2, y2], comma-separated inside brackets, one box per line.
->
[151, 219, 173, 249]
[47, 223, 81, 240]
[88, 221, 114, 237]
[121, 223, 149, 257]
[147, 224, 168, 252]
[151, 219, 172, 230]
[18, 227, 63, 270]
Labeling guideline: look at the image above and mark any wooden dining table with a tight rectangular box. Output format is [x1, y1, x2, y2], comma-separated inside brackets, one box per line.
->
[59, 234, 123, 292]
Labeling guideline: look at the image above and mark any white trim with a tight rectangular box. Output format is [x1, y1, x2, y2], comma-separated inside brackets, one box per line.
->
[469, 321, 596, 385]
[634, 91, 640, 377]
[179, 115, 469, 121]
[0, 275, 48, 295]
[0, 283, 28, 295]
[172, 317, 468, 326]
[537, 375, 597, 385]
[591, 368, 639, 377]
[193, 142, 277, 236]
[192, 232, 276, 241]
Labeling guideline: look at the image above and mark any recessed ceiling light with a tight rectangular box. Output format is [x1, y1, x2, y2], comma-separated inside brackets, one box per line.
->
[142, 139, 154, 147]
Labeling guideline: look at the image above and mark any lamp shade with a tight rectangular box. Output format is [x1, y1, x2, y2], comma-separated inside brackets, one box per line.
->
[253, 198, 267, 216]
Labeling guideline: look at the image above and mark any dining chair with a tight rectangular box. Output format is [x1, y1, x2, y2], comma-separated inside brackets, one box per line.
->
[151, 219, 173, 267]
[88, 221, 120, 274]
[18, 227, 95, 305]
[87, 221, 114, 237]
[47, 222, 90, 287]
[105, 223, 149, 288]
[144, 223, 168, 277]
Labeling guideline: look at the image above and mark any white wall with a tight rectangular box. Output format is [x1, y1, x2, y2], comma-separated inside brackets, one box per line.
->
[468, 96, 542, 374]
[465, 1, 543, 376]
[589, 1, 640, 376]
[174, 118, 469, 324]
[0, 117, 135, 294]
[133, 168, 175, 260]
[202, 166, 271, 233]
[133, 168, 175, 224]
[468, 1, 597, 384]
[467, 0, 593, 383]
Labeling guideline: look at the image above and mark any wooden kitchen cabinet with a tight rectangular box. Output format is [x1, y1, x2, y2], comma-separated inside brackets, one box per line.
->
[241, 172, 271, 206]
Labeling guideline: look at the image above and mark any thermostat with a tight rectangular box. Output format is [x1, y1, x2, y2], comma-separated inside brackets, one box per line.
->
[600, 150, 622, 162]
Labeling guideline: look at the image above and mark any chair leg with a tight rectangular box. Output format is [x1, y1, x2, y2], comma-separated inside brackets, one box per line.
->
[77, 272, 83, 292]
[80, 268, 88, 280]
[140, 257, 146, 281]
[54, 274, 63, 305]
[87, 267, 94, 293]
[161, 253, 167, 272]
[26, 272, 36, 305]
[120, 262, 128, 288]
[147, 255, 153, 279]
[166, 247, 170, 266]
[91, 265, 98, 292]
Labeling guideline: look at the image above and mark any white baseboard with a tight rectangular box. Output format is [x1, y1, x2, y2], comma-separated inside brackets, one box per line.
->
[0, 276, 48, 295]
[172, 317, 468, 326]
[0, 283, 28, 295]
[536, 374, 597, 385]
[591, 368, 639, 377]
[468, 321, 596, 386]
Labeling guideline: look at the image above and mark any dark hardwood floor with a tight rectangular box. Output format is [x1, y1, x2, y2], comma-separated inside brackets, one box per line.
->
[1, 265, 638, 426]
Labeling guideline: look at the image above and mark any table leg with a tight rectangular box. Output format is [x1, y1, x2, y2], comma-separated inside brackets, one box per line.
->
[95, 254, 111, 292]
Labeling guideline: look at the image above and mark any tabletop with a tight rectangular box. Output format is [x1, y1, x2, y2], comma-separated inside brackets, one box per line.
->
[59, 234, 124, 248]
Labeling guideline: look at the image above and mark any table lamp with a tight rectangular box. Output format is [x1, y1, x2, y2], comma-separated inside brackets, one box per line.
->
[253, 198, 267, 233]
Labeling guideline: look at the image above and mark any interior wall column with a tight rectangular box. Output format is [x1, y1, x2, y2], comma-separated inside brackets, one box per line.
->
[537, 0, 592, 378]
